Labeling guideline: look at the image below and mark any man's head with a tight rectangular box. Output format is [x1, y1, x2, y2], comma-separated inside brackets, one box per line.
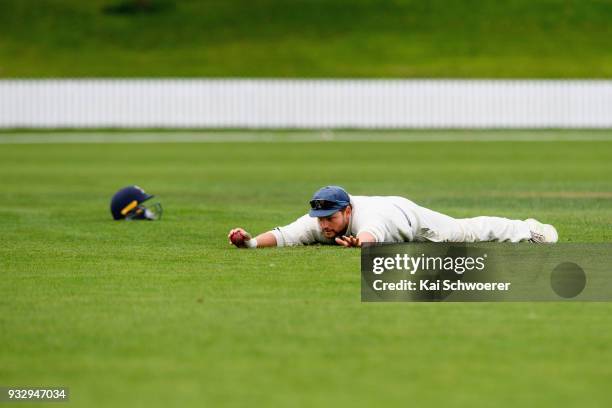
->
[309, 186, 351, 239]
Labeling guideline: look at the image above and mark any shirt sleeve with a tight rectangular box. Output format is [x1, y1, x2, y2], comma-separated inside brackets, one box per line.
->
[271, 214, 320, 247]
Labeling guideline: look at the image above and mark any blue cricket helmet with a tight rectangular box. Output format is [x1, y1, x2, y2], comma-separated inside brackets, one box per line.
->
[110, 185, 159, 220]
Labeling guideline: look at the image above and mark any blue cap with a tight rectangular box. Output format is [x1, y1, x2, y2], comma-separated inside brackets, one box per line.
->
[308, 186, 350, 217]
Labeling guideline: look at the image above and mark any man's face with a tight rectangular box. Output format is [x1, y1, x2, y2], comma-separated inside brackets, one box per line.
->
[317, 207, 351, 239]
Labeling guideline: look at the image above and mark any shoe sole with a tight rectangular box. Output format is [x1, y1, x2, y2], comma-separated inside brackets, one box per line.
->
[543, 223, 559, 243]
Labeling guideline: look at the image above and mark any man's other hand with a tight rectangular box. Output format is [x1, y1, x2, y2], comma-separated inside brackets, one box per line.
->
[335, 235, 361, 247]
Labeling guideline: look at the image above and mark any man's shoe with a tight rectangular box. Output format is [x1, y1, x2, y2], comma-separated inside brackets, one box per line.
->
[525, 218, 558, 243]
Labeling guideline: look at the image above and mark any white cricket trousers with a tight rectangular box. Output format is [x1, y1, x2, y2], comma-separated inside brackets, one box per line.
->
[412, 205, 532, 243]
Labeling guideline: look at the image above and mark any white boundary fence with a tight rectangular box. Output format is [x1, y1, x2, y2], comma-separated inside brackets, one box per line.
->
[1, 79, 611, 128]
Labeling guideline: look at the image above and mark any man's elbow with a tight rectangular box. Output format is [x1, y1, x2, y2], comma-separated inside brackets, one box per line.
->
[357, 232, 377, 244]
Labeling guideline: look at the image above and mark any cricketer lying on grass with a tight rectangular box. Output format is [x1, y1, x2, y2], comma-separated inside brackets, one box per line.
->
[228, 186, 558, 248]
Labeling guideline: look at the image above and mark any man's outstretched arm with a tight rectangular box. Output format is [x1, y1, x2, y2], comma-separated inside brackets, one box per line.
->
[228, 228, 277, 248]
[228, 214, 322, 248]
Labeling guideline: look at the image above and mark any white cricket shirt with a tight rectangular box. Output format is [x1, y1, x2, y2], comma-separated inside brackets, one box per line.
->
[271, 195, 420, 246]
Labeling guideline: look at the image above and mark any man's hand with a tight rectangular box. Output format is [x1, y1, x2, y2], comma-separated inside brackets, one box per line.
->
[228, 227, 253, 248]
[335, 235, 361, 247]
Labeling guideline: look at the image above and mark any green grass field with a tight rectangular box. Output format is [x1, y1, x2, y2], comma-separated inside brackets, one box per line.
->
[1, 131, 612, 407]
[2, 0, 612, 78]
